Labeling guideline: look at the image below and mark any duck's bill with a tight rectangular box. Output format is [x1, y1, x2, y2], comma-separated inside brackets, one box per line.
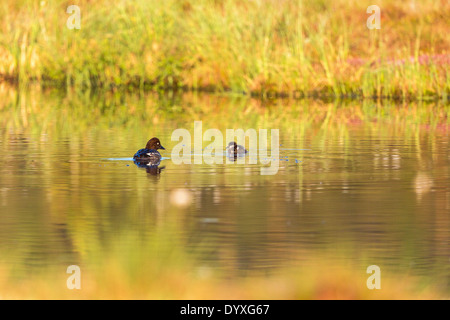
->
[160, 145, 166, 150]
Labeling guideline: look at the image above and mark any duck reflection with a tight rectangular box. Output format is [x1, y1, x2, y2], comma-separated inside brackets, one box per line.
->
[133, 159, 165, 175]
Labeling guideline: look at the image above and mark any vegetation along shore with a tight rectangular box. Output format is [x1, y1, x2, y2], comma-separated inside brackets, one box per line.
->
[0, 0, 449, 100]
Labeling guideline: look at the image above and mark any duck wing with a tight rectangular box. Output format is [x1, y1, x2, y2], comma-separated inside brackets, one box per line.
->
[133, 148, 161, 159]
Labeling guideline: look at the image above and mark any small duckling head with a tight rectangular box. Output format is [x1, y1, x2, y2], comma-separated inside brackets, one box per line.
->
[226, 141, 237, 151]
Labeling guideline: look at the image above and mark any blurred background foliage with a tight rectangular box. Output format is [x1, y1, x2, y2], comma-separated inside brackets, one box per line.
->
[0, 0, 449, 99]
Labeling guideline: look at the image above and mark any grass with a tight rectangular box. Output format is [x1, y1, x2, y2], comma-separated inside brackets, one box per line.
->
[0, 0, 449, 99]
[0, 229, 445, 299]
[0, 262, 443, 299]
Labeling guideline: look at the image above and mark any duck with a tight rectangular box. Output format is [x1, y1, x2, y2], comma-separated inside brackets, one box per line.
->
[226, 141, 247, 157]
[133, 137, 166, 165]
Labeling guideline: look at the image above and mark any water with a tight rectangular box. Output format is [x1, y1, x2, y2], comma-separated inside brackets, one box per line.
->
[0, 88, 449, 296]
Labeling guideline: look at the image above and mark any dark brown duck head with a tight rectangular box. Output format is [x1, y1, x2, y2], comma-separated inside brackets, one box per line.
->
[145, 137, 165, 150]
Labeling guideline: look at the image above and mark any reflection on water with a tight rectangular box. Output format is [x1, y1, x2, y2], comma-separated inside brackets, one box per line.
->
[0, 86, 449, 295]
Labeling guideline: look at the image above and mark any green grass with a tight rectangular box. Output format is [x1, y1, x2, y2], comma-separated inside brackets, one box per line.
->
[0, 0, 449, 99]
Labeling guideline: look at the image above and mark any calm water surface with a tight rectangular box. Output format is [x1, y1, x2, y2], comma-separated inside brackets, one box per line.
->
[0, 89, 449, 293]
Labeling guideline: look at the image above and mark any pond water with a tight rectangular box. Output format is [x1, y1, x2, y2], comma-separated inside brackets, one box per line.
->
[0, 87, 449, 296]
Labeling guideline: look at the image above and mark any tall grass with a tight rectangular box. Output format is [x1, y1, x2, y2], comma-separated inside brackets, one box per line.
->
[0, 0, 449, 99]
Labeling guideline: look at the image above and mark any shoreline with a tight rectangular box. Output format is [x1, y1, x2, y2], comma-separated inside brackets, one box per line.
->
[1, 0, 449, 100]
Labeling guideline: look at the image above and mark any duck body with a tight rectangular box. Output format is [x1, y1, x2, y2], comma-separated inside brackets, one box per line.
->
[226, 141, 248, 157]
[133, 137, 165, 166]
[133, 148, 163, 162]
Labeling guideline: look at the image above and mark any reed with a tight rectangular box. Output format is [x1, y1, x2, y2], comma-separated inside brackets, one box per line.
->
[0, 0, 449, 98]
